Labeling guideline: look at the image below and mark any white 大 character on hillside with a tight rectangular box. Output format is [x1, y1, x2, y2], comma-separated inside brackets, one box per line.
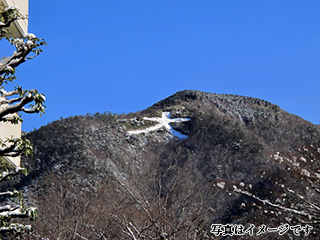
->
[128, 111, 190, 139]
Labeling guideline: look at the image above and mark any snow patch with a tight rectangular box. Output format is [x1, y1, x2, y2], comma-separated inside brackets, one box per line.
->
[300, 157, 307, 162]
[301, 169, 310, 177]
[24, 33, 36, 39]
[217, 182, 225, 189]
[273, 152, 284, 163]
[128, 111, 190, 139]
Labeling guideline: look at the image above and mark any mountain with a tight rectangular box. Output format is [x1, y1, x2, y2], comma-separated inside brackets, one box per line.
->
[8, 90, 320, 239]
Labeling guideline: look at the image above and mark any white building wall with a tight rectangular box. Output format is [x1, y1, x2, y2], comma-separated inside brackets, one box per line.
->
[0, 120, 21, 166]
[0, 0, 29, 37]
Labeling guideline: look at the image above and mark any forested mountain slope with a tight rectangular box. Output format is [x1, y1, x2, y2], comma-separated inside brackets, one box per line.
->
[8, 90, 320, 239]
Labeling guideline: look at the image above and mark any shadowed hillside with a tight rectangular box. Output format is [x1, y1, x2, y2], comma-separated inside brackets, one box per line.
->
[5, 90, 319, 239]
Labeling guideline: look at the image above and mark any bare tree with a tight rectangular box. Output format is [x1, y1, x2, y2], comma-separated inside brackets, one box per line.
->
[215, 144, 320, 237]
[29, 156, 210, 240]
[109, 158, 210, 240]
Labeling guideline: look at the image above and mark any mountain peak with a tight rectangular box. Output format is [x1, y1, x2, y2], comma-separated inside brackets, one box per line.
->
[154, 89, 280, 111]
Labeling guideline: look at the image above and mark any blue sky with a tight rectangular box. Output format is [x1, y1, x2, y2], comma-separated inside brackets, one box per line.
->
[8, 0, 320, 131]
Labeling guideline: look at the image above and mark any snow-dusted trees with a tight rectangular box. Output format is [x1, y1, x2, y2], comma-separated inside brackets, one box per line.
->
[215, 144, 320, 237]
[111, 163, 208, 240]
[29, 141, 209, 240]
[0, 4, 46, 236]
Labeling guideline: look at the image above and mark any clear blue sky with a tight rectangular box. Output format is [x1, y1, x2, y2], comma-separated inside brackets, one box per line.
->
[12, 0, 320, 131]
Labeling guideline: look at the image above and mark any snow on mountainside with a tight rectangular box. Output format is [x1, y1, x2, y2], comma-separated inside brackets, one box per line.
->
[3, 90, 319, 239]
